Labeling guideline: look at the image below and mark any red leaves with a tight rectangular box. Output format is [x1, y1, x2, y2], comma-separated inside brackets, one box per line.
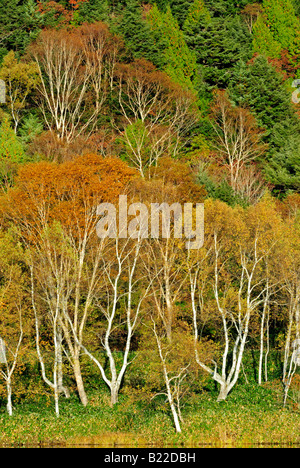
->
[37, 0, 88, 22]
[68, 0, 87, 10]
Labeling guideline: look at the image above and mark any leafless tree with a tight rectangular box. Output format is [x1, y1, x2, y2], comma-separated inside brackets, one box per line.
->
[241, 3, 263, 34]
[210, 90, 267, 194]
[117, 59, 198, 176]
[30, 23, 122, 143]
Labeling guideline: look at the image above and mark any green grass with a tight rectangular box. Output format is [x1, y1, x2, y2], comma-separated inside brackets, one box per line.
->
[0, 381, 300, 448]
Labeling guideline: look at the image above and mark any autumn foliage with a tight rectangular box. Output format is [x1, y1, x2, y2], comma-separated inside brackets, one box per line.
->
[2, 154, 136, 241]
[0, 0, 299, 438]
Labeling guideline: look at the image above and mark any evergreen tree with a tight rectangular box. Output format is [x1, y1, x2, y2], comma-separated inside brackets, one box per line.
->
[230, 56, 300, 193]
[115, 0, 166, 68]
[182, 0, 212, 104]
[205, 0, 251, 17]
[187, 15, 251, 89]
[263, 0, 300, 55]
[253, 0, 300, 59]
[183, 0, 211, 35]
[230, 56, 298, 138]
[252, 14, 281, 58]
[292, 0, 300, 16]
[265, 131, 300, 193]
[168, 0, 194, 28]
[19, 113, 43, 145]
[75, 0, 109, 24]
[0, 0, 43, 61]
[147, 4, 197, 89]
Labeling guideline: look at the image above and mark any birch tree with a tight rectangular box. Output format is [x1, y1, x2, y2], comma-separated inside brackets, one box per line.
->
[0, 305, 23, 416]
[2, 154, 135, 407]
[66, 235, 149, 406]
[0, 231, 26, 416]
[30, 258, 65, 417]
[210, 89, 267, 194]
[150, 320, 190, 433]
[277, 220, 300, 406]
[189, 198, 282, 401]
[143, 236, 187, 343]
[30, 23, 122, 143]
[241, 3, 263, 34]
[142, 238, 195, 433]
[117, 59, 198, 176]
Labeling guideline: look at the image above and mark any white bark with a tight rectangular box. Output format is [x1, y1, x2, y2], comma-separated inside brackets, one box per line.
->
[30, 265, 61, 417]
[32, 25, 119, 143]
[117, 64, 197, 175]
[64, 236, 148, 406]
[282, 291, 300, 407]
[0, 306, 23, 416]
[152, 321, 182, 433]
[190, 232, 271, 401]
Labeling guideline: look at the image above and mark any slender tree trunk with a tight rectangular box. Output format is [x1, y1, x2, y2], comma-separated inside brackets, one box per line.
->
[258, 305, 266, 385]
[53, 326, 60, 418]
[153, 322, 182, 433]
[73, 352, 88, 406]
[169, 400, 182, 433]
[6, 376, 13, 416]
[165, 265, 173, 343]
[264, 308, 270, 382]
[259, 278, 270, 385]
[283, 310, 293, 383]
[162, 359, 182, 433]
[57, 326, 70, 399]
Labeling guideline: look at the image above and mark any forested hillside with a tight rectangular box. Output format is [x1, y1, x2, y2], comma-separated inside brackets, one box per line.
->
[0, 0, 299, 445]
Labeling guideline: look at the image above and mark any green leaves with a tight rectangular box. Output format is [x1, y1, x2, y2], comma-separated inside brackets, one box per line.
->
[253, 14, 282, 59]
[0, 116, 25, 188]
[0, 116, 25, 163]
[183, 0, 211, 33]
[147, 5, 197, 90]
[263, 0, 300, 55]
[185, 15, 251, 88]
[253, 0, 300, 58]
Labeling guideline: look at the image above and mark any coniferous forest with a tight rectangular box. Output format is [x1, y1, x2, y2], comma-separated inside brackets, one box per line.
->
[0, 0, 300, 447]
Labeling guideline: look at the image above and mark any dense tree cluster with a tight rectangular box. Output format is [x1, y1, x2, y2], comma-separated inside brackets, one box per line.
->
[0, 0, 299, 432]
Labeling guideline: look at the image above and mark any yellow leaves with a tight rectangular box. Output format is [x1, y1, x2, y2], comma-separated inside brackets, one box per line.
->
[0, 51, 39, 86]
[204, 198, 245, 251]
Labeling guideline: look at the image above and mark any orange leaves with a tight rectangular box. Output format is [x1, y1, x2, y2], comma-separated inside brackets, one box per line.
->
[147, 156, 206, 204]
[68, 0, 87, 10]
[1, 154, 136, 244]
[37, 0, 88, 24]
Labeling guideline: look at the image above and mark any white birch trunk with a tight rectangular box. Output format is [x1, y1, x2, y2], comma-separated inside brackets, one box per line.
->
[6, 376, 13, 416]
[153, 322, 182, 433]
[190, 232, 268, 402]
[63, 237, 147, 406]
